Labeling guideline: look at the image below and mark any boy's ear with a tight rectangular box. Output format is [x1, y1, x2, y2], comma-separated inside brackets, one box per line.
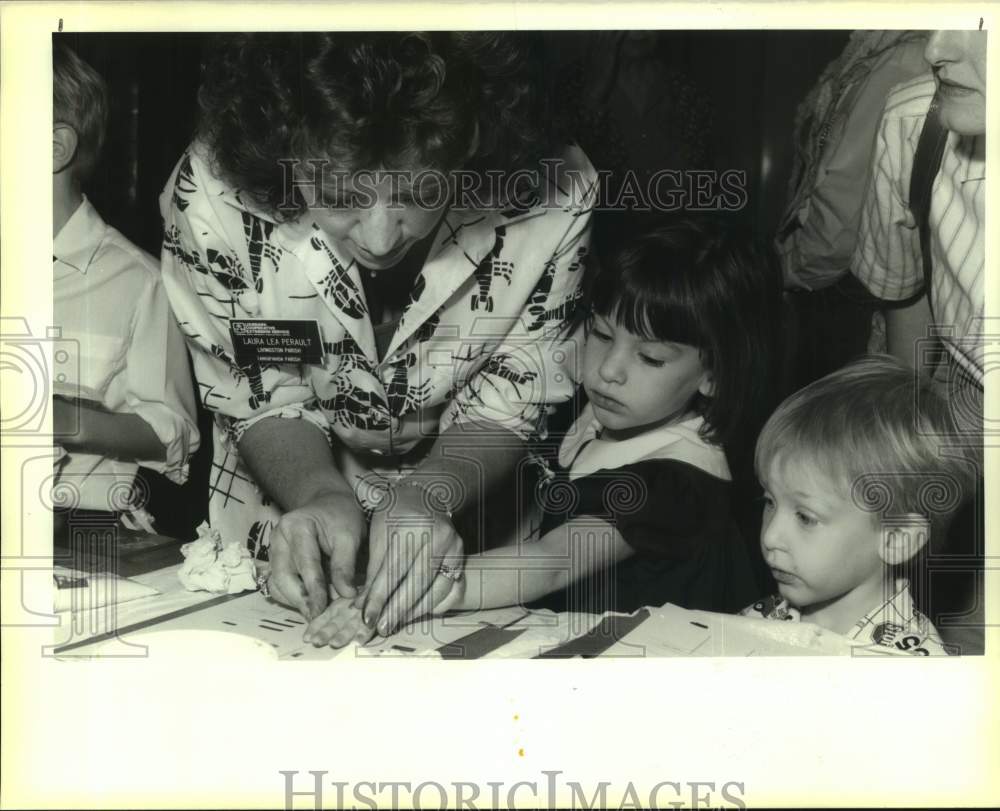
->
[697, 371, 715, 398]
[878, 513, 931, 565]
[53, 124, 78, 174]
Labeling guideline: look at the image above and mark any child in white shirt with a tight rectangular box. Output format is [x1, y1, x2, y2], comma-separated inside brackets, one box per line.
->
[52, 43, 198, 522]
[740, 355, 975, 655]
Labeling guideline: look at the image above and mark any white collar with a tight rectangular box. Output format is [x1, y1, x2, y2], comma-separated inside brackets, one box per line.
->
[558, 403, 730, 482]
[53, 196, 105, 274]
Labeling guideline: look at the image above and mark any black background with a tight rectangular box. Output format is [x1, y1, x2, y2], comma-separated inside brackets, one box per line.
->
[63, 30, 850, 254]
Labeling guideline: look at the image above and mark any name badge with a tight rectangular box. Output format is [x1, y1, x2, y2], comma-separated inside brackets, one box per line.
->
[230, 319, 324, 366]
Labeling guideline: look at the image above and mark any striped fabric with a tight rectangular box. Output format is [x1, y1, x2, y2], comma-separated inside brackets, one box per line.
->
[852, 74, 986, 382]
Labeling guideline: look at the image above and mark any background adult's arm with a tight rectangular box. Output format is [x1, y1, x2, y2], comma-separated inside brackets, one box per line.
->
[780, 38, 928, 289]
[53, 273, 200, 471]
[120, 272, 200, 480]
[53, 397, 167, 461]
[851, 78, 938, 367]
[884, 294, 936, 372]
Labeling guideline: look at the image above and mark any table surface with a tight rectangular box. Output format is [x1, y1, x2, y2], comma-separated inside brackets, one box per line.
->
[51, 538, 861, 659]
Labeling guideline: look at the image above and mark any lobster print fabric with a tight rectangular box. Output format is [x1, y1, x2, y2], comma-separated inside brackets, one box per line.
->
[159, 143, 597, 558]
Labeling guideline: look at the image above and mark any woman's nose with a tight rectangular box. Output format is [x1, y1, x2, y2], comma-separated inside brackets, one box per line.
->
[924, 30, 958, 67]
[356, 203, 402, 257]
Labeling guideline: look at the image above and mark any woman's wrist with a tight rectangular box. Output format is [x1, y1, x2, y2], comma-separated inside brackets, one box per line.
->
[297, 478, 359, 509]
[392, 478, 454, 517]
[239, 417, 354, 511]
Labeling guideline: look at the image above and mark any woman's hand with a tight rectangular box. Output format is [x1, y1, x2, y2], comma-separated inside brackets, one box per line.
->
[267, 489, 366, 621]
[359, 481, 466, 637]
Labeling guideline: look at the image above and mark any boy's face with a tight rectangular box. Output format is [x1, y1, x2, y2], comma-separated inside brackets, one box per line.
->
[759, 454, 885, 612]
[581, 311, 711, 440]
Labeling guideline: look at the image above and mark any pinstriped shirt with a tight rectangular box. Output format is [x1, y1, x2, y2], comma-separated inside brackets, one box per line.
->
[852, 74, 985, 382]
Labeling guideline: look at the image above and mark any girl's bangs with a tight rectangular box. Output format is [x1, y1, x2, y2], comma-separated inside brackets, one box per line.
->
[591, 267, 704, 347]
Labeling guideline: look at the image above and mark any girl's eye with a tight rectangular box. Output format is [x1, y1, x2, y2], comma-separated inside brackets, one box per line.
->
[795, 510, 818, 527]
[590, 327, 612, 343]
[639, 354, 666, 368]
[760, 494, 775, 512]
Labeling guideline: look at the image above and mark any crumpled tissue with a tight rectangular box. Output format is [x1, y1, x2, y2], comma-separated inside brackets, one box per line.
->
[178, 522, 257, 594]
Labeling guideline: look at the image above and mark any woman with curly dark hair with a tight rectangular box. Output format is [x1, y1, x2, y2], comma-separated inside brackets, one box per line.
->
[159, 32, 596, 646]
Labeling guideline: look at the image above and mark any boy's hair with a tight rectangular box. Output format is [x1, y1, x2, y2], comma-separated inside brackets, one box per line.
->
[585, 214, 783, 451]
[53, 41, 108, 182]
[755, 355, 976, 537]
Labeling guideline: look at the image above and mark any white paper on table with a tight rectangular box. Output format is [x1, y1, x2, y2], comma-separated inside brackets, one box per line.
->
[141, 591, 316, 657]
[594, 604, 715, 658]
[331, 605, 533, 660]
[53, 567, 160, 614]
[600, 603, 857, 657]
[709, 612, 858, 656]
[93, 590, 535, 661]
[483, 609, 609, 658]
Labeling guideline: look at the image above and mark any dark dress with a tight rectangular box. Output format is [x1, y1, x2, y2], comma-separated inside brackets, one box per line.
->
[528, 458, 760, 615]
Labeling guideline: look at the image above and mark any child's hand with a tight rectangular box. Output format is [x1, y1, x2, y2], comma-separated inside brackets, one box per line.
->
[430, 573, 466, 617]
[375, 572, 465, 629]
[303, 594, 376, 648]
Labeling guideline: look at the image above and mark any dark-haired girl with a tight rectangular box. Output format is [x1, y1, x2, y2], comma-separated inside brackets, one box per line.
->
[409, 216, 782, 619]
[159, 32, 596, 641]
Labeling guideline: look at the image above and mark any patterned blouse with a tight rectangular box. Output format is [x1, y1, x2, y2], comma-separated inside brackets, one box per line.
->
[158, 143, 597, 557]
